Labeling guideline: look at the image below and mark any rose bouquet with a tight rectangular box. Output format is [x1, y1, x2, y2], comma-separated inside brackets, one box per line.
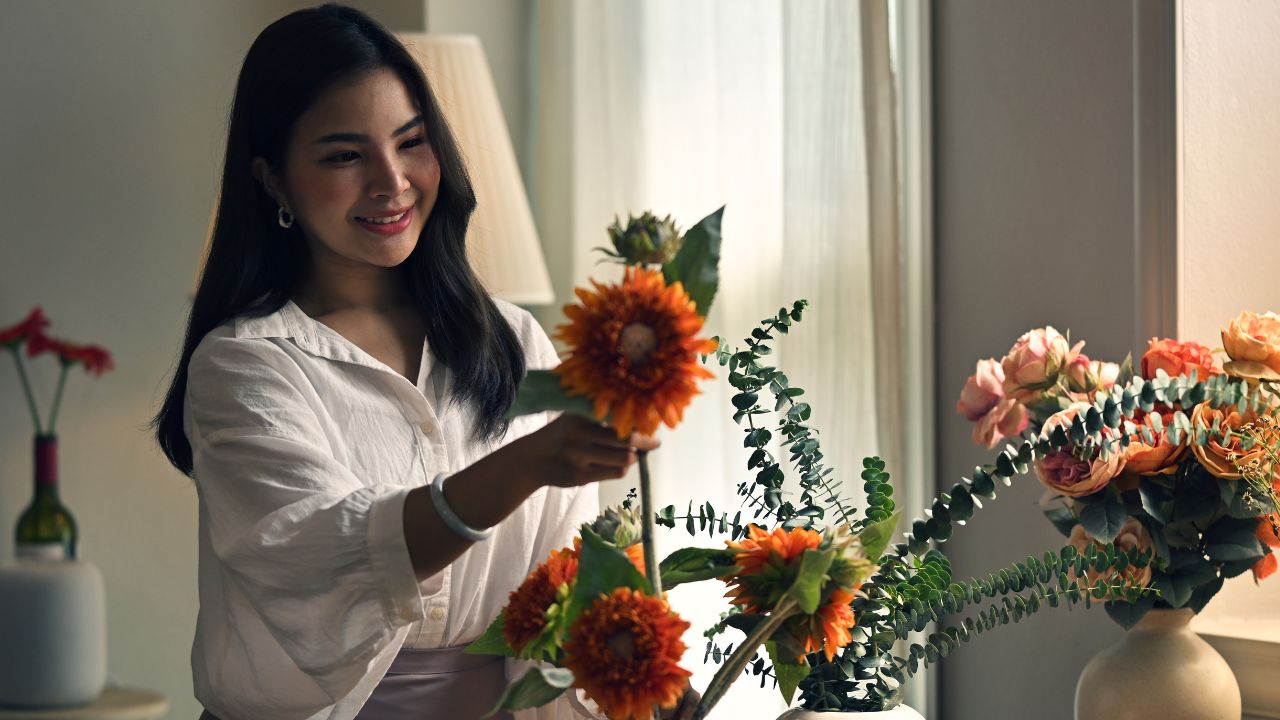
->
[957, 317, 1280, 628]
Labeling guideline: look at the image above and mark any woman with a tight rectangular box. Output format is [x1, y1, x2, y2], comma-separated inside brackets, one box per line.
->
[153, 5, 679, 719]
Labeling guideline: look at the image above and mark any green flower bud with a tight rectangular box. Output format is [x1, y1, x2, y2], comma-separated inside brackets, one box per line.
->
[606, 212, 683, 266]
[588, 505, 644, 548]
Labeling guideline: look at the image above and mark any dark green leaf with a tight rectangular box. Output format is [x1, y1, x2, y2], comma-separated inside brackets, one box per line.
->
[662, 206, 723, 316]
[568, 528, 651, 623]
[859, 509, 902, 563]
[766, 641, 809, 705]
[1078, 491, 1127, 544]
[1103, 594, 1155, 630]
[465, 611, 517, 657]
[505, 370, 596, 420]
[486, 666, 573, 715]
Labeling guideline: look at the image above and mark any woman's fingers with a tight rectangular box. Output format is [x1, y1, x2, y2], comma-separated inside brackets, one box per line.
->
[629, 432, 661, 451]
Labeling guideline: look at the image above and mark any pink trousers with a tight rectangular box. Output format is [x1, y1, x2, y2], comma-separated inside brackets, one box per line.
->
[198, 645, 513, 720]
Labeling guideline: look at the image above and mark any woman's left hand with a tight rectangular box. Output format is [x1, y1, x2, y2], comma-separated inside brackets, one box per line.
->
[661, 686, 701, 720]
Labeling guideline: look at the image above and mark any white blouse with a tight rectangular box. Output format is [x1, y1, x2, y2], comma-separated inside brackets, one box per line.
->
[184, 298, 598, 720]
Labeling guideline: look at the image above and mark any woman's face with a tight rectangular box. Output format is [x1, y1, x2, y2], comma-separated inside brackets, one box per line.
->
[259, 67, 441, 271]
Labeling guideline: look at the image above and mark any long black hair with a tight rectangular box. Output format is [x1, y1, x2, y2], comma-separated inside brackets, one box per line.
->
[154, 4, 524, 476]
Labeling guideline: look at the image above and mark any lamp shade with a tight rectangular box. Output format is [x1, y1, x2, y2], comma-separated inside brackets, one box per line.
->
[400, 33, 555, 306]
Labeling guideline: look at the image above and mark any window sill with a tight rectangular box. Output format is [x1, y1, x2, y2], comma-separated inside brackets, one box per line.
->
[1194, 617, 1280, 720]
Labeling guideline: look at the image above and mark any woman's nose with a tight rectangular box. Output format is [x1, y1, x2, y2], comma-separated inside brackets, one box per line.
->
[368, 151, 411, 199]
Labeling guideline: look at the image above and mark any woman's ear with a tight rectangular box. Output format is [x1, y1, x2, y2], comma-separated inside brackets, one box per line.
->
[251, 157, 288, 210]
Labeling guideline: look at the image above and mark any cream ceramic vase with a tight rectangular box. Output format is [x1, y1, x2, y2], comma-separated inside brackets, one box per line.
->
[778, 704, 926, 719]
[1075, 608, 1239, 720]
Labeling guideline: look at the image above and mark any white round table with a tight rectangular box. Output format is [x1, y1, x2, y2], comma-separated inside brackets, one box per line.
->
[0, 688, 168, 720]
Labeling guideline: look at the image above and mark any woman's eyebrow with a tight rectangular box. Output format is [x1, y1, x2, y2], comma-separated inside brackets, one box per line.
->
[313, 115, 425, 144]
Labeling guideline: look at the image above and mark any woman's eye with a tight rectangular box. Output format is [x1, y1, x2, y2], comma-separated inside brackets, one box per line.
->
[324, 151, 359, 164]
[401, 136, 427, 150]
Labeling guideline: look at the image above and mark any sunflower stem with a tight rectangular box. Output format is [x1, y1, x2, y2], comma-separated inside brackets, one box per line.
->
[638, 450, 663, 597]
[692, 596, 801, 720]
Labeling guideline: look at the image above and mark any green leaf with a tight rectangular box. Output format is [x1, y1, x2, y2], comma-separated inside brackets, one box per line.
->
[465, 610, 517, 657]
[568, 528, 651, 623]
[505, 370, 596, 420]
[859, 509, 902, 563]
[662, 206, 723, 316]
[1042, 503, 1077, 538]
[1078, 491, 1127, 544]
[766, 641, 809, 706]
[788, 547, 836, 614]
[486, 666, 574, 716]
[658, 547, 739, 588]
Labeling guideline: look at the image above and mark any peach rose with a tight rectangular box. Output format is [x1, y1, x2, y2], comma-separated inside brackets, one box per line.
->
[1068, 518, 1154, 593]
[1035, 402, 1126, 497]
[1002, 327, 1082, 401]
[972, 397, 1029, 449]
[1064, 353, 1095, 394]
[1124, 410, 1187, 475]
[1189, 403, 1278, 480]
[957, 359, 1005, 421]
[1222, 311, 1280, 376]
[1141, 338, 1219, 381]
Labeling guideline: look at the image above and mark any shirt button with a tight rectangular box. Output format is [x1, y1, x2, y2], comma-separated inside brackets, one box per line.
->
[429, 607, 446, 621]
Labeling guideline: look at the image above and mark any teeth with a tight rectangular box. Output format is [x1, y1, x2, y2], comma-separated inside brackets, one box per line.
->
[360, 211, 406, 224]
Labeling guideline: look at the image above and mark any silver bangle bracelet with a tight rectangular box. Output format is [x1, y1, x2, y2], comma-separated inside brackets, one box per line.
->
[429, 472, 494, 543]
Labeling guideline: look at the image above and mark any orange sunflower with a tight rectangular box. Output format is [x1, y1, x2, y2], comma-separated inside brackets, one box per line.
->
[556, 266, 717, 438]
[787, 587, 858, 661]
[562, 587, 692, 720]
[503, 547, 579, 655]
[723, 524, 822, 613]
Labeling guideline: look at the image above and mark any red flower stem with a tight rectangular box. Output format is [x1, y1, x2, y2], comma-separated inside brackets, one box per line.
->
[47, 362, 70, 434]
[638, 450, 663, 597]
[692, 596, 802, 720]
[8, 347, 45, 434]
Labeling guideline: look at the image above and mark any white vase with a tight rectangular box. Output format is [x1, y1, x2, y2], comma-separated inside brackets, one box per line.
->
[0, 558, 107, 707]
[1074, 607, 1240, 720]
[778, 704, 926, 719]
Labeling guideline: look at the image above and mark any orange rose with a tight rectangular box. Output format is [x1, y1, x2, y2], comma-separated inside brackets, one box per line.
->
[1222, 311, 1280, 379]
[1190, 404, 1276, 480]
[1124, 410, 1187, 475]
[1068, 518, 1154, 594]
[1254, 515, 1279, 581]
[1141, 338, 1219, 381]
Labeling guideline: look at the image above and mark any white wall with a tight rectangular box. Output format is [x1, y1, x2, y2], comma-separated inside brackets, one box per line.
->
[1179, 0, 1280, 631]
[934, 2, 1138, 718]
[0, 2, 527, 718]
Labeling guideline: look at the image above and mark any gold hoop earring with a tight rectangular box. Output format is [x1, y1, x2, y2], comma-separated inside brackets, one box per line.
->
[277, 206, 294, 229]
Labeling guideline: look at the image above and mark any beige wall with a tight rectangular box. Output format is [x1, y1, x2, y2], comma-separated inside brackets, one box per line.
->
[1179, 0, 1280, 630]
[934, 2, 1138, 717]
[0, 2, 527, 718]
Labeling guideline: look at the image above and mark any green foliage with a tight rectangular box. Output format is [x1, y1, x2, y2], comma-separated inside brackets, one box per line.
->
[486, 666, 574, 716]
[766, 641, 810, 706]
[504, 369, 596, 421]
[659, 547, 739, 589]
[566, 528, 651, 625]
[465, 611, 516, 657]
[662, 206, 724, 316]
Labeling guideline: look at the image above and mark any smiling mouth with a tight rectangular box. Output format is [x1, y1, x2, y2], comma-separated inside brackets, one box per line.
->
[355, 210, 409, 224]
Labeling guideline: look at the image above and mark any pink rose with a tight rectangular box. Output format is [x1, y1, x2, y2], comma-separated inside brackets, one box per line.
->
[1093, 361, 1120, 392]
[957, 359, 1005, 421]
[972, 398, 1029, 448]
[1064, 353, 1095, 393]
[1068, 518, 1154, 594]
[1001, 327, 1082, 401]
[1035, 402, 1126, 497]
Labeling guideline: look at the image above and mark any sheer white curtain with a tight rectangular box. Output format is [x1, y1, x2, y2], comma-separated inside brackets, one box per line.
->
[528, 0, 926, 714]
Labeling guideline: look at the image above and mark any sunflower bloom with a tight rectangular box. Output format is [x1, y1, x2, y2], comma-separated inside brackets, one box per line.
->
[556, 266, 717, 438]
[503, 547, 579, 655]
[788, 587, 858, 661]
[563, 587, 692, 720]
[723, 524, 822, 613]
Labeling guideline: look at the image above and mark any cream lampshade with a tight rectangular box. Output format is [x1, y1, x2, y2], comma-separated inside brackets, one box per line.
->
[399, 33, 555, 306]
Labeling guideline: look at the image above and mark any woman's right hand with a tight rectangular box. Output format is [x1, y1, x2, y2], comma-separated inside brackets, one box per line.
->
[509, 414, 660, 489]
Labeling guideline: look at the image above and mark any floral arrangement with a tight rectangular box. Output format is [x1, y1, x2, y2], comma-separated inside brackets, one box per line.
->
[957, 318, 1280, 628]
[2, 308, 114, 436]
[470, 210, 1155, 718]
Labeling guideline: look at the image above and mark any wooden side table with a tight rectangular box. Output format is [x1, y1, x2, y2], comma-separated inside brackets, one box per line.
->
[0, 688, 168, 720]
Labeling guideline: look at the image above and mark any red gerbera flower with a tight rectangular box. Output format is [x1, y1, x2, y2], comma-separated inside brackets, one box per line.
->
[0, 308, 49, 347]
[562, 587, 691, 720]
